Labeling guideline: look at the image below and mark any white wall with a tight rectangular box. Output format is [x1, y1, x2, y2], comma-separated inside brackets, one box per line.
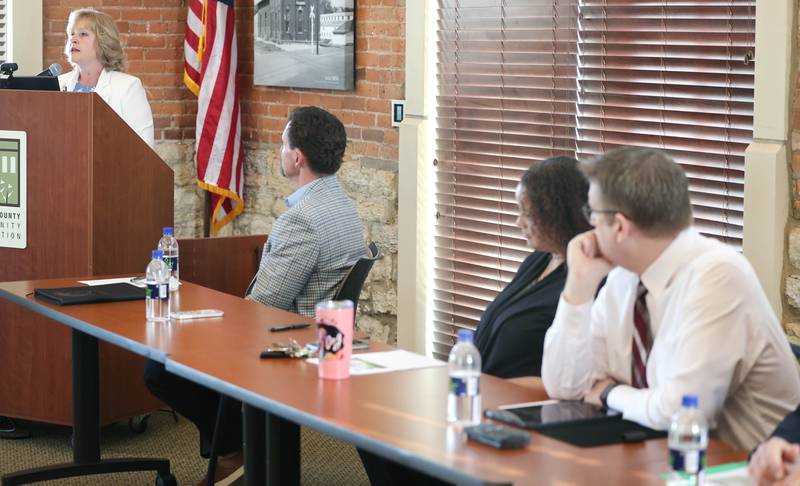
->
[8, 0, 43, 74]
[397, 0, 434, 354]
[743, 0, 795, 317]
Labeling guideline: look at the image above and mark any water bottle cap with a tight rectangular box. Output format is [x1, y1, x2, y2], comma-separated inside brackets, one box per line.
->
[162, 227, 174, 236]
[456, 329, 474, 343]
[152, 250, 164, 259]
[681, 394, 699, 408]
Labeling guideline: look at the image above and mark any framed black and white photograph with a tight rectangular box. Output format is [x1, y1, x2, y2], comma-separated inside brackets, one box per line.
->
[253, 0, 355, 90]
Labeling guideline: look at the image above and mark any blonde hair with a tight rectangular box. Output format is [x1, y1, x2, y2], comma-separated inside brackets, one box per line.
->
[64, 9, 125, 72]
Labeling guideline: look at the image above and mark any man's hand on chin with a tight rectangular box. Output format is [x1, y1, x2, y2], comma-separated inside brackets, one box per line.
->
[562, 230, 614, 305]
[584, 378, 615, 407]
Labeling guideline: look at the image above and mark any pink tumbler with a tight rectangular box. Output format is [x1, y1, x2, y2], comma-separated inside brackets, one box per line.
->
[315, 300, 354, 380]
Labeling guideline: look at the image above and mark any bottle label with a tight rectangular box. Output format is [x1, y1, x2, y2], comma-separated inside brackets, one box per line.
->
[669, 448, 705, 475]
[159, 284, 169, 300]
[146, 283, 157, 299]
[163, 256, 178, 272]
[450, 376, 480, 397]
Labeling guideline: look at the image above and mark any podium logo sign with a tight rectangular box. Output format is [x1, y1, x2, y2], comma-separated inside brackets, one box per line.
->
[0, 131, 26, 249]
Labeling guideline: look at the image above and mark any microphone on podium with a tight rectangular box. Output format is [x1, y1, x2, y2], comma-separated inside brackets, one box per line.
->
[36, 63, 62, 77]
[0, 62, 18, 76]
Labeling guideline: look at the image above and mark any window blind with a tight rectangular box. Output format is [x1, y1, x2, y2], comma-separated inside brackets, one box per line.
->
[0, 0, 7, 62]
[576, 0, 755, 248]
[434, 0, 580, 360]
[433, 0, 755, 359]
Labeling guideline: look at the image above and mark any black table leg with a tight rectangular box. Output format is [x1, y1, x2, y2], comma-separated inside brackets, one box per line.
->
[72, 328, 101, 463]
[242, 405, 301, 486]
[243, 404, 266, 486]
[267, 410, 300, 486]
[206, 395, 230, 486]
[1, 329, 173, 485]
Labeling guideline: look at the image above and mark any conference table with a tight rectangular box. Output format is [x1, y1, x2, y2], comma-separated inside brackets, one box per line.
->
[0, 277, 312, 485]
[167, 349, 746, 486]
[0, 277, 748, 485]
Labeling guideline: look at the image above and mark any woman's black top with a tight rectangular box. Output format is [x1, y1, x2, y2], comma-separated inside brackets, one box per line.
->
[473, 251, 566, 379]
[772, 405, 800, 444]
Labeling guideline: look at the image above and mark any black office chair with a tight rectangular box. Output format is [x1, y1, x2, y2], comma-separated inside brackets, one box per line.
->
[333, 241, 381, 312]
[205, 242, 382, 485]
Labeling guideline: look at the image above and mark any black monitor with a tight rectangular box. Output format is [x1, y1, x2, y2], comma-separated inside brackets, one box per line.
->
[0, 76, 60, 91]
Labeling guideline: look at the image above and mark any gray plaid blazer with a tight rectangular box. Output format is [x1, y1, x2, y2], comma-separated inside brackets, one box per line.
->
[247, 175, 366, 316]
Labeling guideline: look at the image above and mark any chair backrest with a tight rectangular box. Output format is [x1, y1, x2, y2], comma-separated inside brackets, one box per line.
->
[334, 242, 381, 311]
[243, 244, 265, 298]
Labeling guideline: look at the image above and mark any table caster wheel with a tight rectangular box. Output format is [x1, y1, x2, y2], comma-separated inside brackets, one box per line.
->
[155, 472, 177, 486]
[128, 414, 150, 433]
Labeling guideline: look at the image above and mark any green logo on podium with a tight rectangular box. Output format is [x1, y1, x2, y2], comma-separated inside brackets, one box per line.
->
[0, 139, 20, 207]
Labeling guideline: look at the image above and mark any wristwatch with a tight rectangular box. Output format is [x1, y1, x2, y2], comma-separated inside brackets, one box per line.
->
[599, 382, 618, 409]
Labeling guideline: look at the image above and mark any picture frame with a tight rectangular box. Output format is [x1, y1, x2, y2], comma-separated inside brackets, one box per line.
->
[253, 0, 355, 90]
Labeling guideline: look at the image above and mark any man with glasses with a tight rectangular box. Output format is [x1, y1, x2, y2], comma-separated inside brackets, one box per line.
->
[541, 146, 800, 450]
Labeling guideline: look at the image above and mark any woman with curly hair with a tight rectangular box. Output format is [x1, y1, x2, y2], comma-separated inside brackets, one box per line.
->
[58, 8, 154, 147]
[474, 156, 591, 378]
[359, 157, 590, 486]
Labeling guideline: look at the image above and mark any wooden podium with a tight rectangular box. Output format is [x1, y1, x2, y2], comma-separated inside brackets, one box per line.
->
[0, 91, 170, 426]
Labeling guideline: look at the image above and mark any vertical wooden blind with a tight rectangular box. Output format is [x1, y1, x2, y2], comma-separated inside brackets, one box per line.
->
[433, 0, 755, 359]
[0, 0, 7, 63]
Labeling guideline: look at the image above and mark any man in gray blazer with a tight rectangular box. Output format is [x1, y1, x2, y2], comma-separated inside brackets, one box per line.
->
[144, 107, 366, 485]
[246, 106, 367, 316]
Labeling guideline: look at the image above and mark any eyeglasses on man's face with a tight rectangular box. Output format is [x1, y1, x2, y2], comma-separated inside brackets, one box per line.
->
[581, 203, 619, 224]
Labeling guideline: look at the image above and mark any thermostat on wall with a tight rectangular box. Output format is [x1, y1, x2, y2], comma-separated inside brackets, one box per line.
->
[391, 100, 405, 127]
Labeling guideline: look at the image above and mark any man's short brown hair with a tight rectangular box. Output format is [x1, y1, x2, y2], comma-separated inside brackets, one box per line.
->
[286, 106, 346, 175]
[581, 147, 692, 237]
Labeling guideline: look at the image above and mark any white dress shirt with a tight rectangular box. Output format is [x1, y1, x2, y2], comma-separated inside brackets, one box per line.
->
[542, 228, 800, 449]
[59, 69, 155, 148]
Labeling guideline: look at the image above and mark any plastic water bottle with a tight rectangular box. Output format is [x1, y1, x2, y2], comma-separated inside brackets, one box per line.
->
[158, 227, 179, 291]
[145, 250, 171, 322]
[447, 329, 482, 426]
[668, 394, 708, 485]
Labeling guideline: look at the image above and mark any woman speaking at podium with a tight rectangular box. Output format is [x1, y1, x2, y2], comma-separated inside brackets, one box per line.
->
[58, 8, 155, 148]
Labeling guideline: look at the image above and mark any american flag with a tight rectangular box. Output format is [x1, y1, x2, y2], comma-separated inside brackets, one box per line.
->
[184, 0, 244, 235]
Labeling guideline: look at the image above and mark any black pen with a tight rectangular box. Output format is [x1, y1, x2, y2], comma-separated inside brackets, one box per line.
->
[270, 323, 311, 332]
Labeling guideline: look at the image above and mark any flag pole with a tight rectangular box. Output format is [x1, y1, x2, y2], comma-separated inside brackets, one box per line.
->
[203, 191, 211, 237]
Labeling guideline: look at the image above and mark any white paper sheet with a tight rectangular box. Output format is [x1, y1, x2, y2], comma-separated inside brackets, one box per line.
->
[78, 277, 146, 288]
[307, 349, 445, 375]
[665, 462, 753, 486]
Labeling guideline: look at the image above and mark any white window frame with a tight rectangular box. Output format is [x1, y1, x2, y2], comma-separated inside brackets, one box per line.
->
[6, 0, 43, 75]
[0, 0, 6, 62]
[742, 0, 794, 317]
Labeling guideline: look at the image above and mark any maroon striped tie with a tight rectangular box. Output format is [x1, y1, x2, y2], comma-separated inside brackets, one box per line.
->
[631, 282, 651, 389]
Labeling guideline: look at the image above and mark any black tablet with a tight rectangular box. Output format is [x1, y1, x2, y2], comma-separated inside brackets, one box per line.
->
[484, 400, 622, 430]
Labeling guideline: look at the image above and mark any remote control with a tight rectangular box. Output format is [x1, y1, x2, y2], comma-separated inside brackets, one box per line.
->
[465, 424, 531, 449]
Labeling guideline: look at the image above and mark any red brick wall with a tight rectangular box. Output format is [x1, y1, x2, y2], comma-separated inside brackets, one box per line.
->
[43, 0, 405, 161]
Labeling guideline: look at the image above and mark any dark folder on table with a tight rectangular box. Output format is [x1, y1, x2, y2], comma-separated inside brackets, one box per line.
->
[34, 283, 145, 306]
[535, 418, 666, 447]
[486, 401, 666, 447]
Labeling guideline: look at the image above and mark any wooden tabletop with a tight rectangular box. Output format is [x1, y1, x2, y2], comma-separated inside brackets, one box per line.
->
[0, 277, 748, 485]
[0, 277, 315, 362]
[166, 342, 745, 485]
